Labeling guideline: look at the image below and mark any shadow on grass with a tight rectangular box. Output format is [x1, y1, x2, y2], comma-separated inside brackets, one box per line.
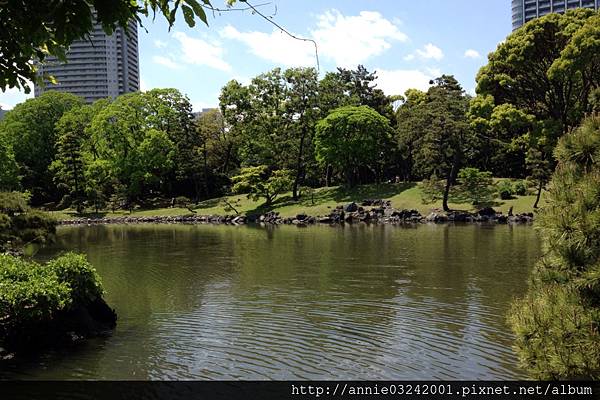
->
[193, 197, 226, 211]
[243, 182, 417, 216]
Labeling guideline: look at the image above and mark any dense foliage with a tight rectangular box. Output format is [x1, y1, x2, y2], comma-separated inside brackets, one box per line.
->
[0, 192, 57, 252]
[0, 253, 105, 349]
[472, 9, 600, 206]
[509, 116, 600, 379]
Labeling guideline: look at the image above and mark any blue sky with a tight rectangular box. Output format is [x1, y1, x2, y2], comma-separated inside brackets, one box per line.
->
[0, 0, 511, 111]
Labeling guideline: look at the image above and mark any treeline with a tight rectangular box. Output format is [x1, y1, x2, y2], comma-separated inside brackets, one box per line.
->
[0, 9, 598, 213]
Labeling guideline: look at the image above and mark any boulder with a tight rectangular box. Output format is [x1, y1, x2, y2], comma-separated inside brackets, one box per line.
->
[344, 202, 358, 212]
[478, 207, 497, 217]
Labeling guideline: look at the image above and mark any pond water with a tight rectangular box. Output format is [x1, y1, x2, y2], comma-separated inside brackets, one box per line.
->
[1, 224, 541, 380]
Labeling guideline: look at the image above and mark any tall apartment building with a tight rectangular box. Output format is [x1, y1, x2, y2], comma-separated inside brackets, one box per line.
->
[34, 19, 139, 103]
[512, 0, 599, 30]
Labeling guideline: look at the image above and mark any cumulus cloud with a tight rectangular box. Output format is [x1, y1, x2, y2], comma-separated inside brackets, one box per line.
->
[416, 43, 444, 60]
[172, 32, 232, 72]
[220, 25, 316, 67]
[152, 55, 184, 70]
[220, 9, 408, 68]
[154, 39, 168, 48]
[311, 10, 408, 67]
[374, 68, 436, 97]
[464, 49, 481, 59]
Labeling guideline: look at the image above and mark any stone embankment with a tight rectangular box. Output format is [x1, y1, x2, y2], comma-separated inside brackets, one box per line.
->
[58, 200, 534, 226]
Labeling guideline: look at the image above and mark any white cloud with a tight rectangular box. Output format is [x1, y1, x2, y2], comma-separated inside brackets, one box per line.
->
[140, 77, 148, 92]
[220, 10, 408, 68]
[311, 10, 408, 67]
[173, 32, 232, 72]
[154, 39, 168, 48]
[375, 68, 436, 97]
[153, 55, 183, 70]
[464, 49, 481, 59]
[415, 43, 444, 60]
[0, 85, 33, 110]
[220, 25, 316, 67]
[403, 54, 415, 61]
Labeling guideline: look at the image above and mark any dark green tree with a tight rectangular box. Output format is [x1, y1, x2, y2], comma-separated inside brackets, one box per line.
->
[0, 134, 19, 190]
[0, 91, 83, 204]
[398, 75, 473, 211]
[50, 100, 110, 211]
[475, 10, 600, 204]
[314, 105, 392, 187]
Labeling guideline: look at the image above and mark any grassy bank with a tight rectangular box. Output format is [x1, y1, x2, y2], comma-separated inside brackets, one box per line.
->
[50, 181, 544, 221]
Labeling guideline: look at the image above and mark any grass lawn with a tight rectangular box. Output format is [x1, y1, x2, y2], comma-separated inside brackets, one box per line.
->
[50, 181, 545, 220]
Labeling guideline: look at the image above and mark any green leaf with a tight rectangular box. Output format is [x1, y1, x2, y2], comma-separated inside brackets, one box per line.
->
[181, 5, 195, 28]
[185, 0, 208, 25]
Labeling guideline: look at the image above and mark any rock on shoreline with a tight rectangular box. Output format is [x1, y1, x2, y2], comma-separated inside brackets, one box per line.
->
[58, 201, 534, 227]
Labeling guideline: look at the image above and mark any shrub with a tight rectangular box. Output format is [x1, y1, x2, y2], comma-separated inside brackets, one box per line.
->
[497, 180, 514, 200]
[0, 253, 105, 345]
[420, 175, 445, 204]
[174, 196, 191, 207]
[509, 116, 600, 379]
[0, 192, 57, 251]
[46, 253, 104, 305]
[513, 180, 528, 196]
[455, 168, 495, 205]
[0, 255, 72, 332]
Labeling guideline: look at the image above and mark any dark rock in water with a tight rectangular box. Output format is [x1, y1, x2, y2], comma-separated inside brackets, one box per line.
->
[344, 202, 358, 212]
[296, 213, 308, 221]
[1, 298, 116, 355]
[497, 215, 508, 224]
[478, 207, 497, 216]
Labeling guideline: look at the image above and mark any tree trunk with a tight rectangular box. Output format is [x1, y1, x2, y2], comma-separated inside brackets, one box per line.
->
[292, 123, 307, 200]
[533, 180, 543, 209]
[443, 157, 459, 212]
[325, 164, 333, 187]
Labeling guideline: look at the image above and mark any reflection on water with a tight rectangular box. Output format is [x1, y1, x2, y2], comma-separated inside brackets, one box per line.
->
[0, 224, 540, 379]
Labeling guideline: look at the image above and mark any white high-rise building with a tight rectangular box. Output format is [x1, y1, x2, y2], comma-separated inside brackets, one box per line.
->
[34, 19, 139, 103]
[512, 0, 599, 30]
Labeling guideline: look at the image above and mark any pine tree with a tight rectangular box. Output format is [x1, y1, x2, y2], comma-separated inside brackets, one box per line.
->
[509, 116, 600, 379]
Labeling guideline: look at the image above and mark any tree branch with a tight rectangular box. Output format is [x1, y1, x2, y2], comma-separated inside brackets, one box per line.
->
[240, 0, 320, 72]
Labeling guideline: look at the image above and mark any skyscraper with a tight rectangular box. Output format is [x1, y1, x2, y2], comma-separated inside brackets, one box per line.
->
[34, 19, 140, 103]
[512, 0, 599, 30]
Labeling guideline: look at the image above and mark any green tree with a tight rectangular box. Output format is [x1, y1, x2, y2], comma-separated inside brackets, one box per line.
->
[231, 166, 293, 206]
[468, 96, 534, 178]
[197, 108, 236, 197]
[395, 88, 428, 181]
[220, 68, 321, 197]
[284, 68, 320, 199]
[509, 116, 600, 379]
[398, 75, 473, 211]
[1, 0, 218, 93]
[475, 9, 600, 204]
[454, 167, 494, 206]
[0, 91, 83, 204]
[87, 89, 192, 202]
[50, 100, 110, 211]
[314, 105, 392, 187]
[0, 134, 19, 190]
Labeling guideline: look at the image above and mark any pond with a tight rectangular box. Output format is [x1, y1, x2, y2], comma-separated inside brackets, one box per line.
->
[1, 224, 541, 380]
